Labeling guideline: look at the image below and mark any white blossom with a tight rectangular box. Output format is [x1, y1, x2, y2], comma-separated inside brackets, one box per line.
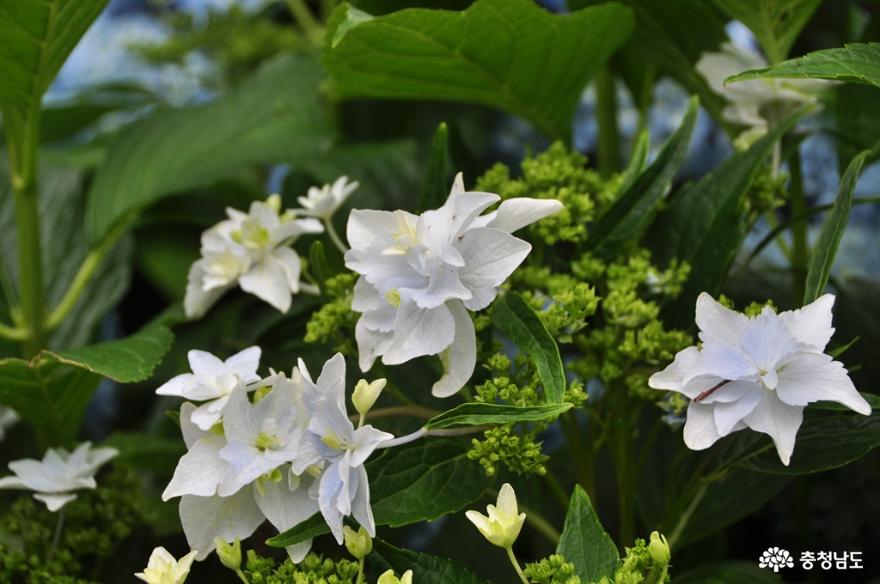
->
[649, 293, 870, 465]
[297, 176, 359, 220]
[184, 194, 323, 318]
[344, 173, 562, 397]
[135, 547, 197, 584]
[0, 406, 19, 441]
[0, 442, 117, 511]
[696, 42, 829, 134]
[465, 482, 525, 549]
[156, 347, 261, 431]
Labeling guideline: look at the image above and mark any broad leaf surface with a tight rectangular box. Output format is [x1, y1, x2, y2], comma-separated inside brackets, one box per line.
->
[369, 540, 490, 584]
[713, 0, 821, 63]
[557, 486, 619, 582]
[728, 43, 880, 87]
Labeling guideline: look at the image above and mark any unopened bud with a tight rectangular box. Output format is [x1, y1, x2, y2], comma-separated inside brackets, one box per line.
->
[214, 538, 242, 572]
[648, 531, 670, 566]
[343, 525, 372, 559]
[353, 378, 386, 417]
[378, 569, 413, 584]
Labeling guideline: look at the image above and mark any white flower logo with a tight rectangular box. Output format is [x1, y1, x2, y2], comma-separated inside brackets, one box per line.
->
[759, 547, 794, 572]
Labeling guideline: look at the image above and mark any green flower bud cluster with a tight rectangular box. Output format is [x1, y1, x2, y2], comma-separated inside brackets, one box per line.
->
[523, 554, 582, 584]
[744, 168, 788, 219]
[476, 142, 620, 245]
[243, 550, 360, 584]
[744, 298, 777, 317]
[0, 466, 146, 583]
[468, 425, 549, 477]
[305, 273, 360, 355]
[594, 532, 671, 584]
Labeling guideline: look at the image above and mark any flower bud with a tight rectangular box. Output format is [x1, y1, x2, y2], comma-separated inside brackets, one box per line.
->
[135, 547, 197, 584]
[343, 525, 372, 559]
[352, 378, 386, 418]
[648, 531, 670, 566]
[377, 569, 413, 584]
[465, 483, 526, 549]
[214, 538, 242, 572]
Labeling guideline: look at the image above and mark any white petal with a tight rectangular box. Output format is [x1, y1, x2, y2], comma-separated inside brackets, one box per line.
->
[351, 277, 384, 313]
[355, 319, 394, 372]
[738, 310, 800, 372]
[179, 491, 264, 561]
[255, 473, 319, 534]
[163, 435, 228, 500]
[682, 402, 723, 451]
[695, 293, 750, 347]
[350, 426, 395, 467]
[350, 465, 375, 537]
[775, 352, 870, 414]
[239, 259, 294, 313]
[777, 294, 835, 351]
[184, 260, 228, 319]
[225, 346, 262, 382]
[316, 353, 348, 412]
[0, 476, 28, 490]
[34, 492, 77, 512]
[649, 347, 707, 398]
[382, 301, 455, 365]
[180, 402, 205, 449]
[432, 300, 477, 397]
[742, 390, 804, 466]
[188, 350, 226, 377]
[318, 463, 345, 544]
[155, 373, 198, 398]
[285, 542, 313, 564]
[269, 248, 303, 293]
[346, 209, 402, 251]
[694, 344, 756, 383]
[713, 384, 762, 435]
[189, 397, 228, 431]
[457, 228, 531, 311]
[483, 198, 563, 233]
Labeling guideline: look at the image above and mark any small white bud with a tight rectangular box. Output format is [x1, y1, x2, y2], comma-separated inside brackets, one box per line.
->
[352, 378, 386, 418]
[465, 483, 526, 549]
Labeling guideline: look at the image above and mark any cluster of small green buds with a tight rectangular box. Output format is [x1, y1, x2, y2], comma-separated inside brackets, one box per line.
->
[353, 378, 386, 420]
[610, 531, 672, 584]
[377, 569, 413, 584]
[343, 525, 373, 560]
[465, 483, 526, 549]
[523, 554, 581, 584]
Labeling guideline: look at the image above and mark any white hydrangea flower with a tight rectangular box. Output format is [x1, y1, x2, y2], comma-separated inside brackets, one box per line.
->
[696, 42, 829, 133]
[299, 353, 393, 544]
[0, 406, 19, 441]
[465, 482, 526, 549]
[649, 293, 871, 465]
[344, 173, 562, 397]
[0, 442, 117, 511]
[297, 176, 359, 220]
[135, 547, 197, 584]
[156, 347, 261, 430]
[185, 194, 323, 318]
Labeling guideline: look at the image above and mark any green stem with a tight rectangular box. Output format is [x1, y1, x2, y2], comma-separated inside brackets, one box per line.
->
[6, 108, 45, 357]
[355, 557, 365, 584]
[45, 220, 128, 331]
[517, 502, 561, 545]
[612, 396, 638, 548]
[0, 321, 27, 341]
[666, 480, 708, 550]
[286, 0, 323, 45]
[235, 569, 250, 584]
[542, 471, 570, 510]
[505, 546, 530, 584]
[788, 147, 808, 304]
[324, 218, 348, 254]
[596, 66, 620, 178]
[47, 509, 65, 563]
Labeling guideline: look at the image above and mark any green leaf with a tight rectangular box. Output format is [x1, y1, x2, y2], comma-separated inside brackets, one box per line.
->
[268, 439, 491, 547]
[651, 109, 803, 319]
[491, 293, 566, 403]
[308, 241, 332, 294]
[674, 561, 783, 584]
[368, 539, 490, 584]
[426, 402, 573, 429]
[0, 0, 107, 114]
[421, 122, 451, 211]
[834, 84, 880, 167]
[803, 149, 868, 303]
[589, 96, 698, 257]
[616, 127, 650, 196]
[46, 321, 174, 383]
[0, 358, 99, 443]
[556, 486, 619, 583]
[85, 53, 332, 244]
[324, 0, 634, 139]
[712, 0, 821, 63]
[727, 42, 880, 87]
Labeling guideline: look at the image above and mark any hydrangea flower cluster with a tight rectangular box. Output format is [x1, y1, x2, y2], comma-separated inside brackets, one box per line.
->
[345, 173, 562, 397]
[158, 350, 393, 562]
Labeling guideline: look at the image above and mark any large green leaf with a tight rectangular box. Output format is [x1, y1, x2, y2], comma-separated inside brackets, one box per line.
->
[0, 321, 172, 443]
[368, 540, 489, 584]
[834, 84, 880, 167]
[0, 0, 107, 114]
[803, 149, 868, 303]
[556, 486, 619, 583]
[268, 439, 491, 547]
[728, 42, 880, 88]
[651, 110, 802, 319]
[324, 0, 634, 139]
[674, 561, 783, 584]
[426, 402, 573, 430]
[85, 53, 333, 244]
[491, 293, 566, 403]
[712, 0, 821, 63]
[588, 96, 698, 257]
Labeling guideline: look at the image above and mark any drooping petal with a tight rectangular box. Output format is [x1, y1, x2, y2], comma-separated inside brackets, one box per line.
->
[179, 491, 264, 561]
[184, 260, 228, 319]
[239, 259, 294, 313]
[682, 402, 724, 451]
[317, 462, 345, 544]
[713, 384, 762, 435]
[180, 402, 205, 449]
[742, 390, 804, 466]
[254, 473, 318, 561]
[778, 294, 835, 351]
[694, 293, 750, 347]
[775, 352, 870, 414]
[481, 198, 563, 233]
[269, 247, 303, 293]
[163, 434, 228, 500]
[350, 465, 376, 537]
[34, 492, 78, 512]
[457, 228, 531, 311]
[432, 300, 477, 397]
[382, 301, 455, 365]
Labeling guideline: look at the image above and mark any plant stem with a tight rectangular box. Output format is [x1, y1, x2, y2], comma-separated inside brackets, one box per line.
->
[0, 321, 27, 341]
[355, 557, 365, 584]
[666, 480, 708, 550]
[506, 546, 530, 584]
[6, 107, 45, 356]
[596, 66, 620, 178]
[324, 218, 348, 254]
[235, 569, 250, 584]
[47, 509, 65, 563]
[286, 0, 323, 45]
[518, 502, 561, 544]
[788, 147, 808, 304]
[543, 471, 570, 510]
